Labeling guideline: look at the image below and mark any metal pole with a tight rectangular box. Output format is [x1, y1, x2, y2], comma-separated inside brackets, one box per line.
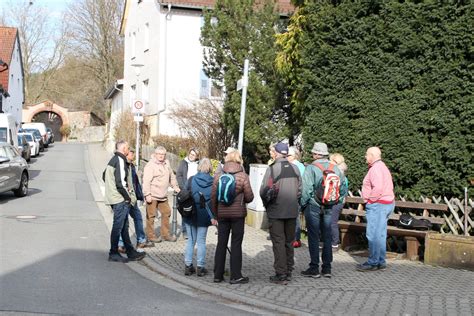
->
[237, 59, 249, 154]
[171, 192, 177, 237]
[135, 115, 140, 167]
[465, 187, 468, 236]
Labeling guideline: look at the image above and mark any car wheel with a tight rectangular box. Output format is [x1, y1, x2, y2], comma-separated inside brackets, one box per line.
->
[13, 172, 28, 197]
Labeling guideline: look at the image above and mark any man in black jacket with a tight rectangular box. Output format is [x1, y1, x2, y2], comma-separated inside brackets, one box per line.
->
[176, 148, 199, 238]
[260, 142, 302, 284]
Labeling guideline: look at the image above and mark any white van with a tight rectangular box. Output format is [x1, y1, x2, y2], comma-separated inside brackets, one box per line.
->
[22, 122, 48, 146]
[0, 113, 18, 148]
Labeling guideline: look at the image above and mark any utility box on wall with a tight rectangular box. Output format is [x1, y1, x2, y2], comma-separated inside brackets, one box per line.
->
[425, 232, 474, 271]
[246, 164, 268, 229]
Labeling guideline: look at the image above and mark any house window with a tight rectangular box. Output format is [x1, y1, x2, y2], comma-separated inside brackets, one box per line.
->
[144, 23, 149, 51]
[132, 32, 136, 59]
[200, 70, 209, 99]
[142, 80, 149, 103]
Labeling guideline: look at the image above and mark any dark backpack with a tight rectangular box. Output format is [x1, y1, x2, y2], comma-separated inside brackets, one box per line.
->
[398, 214, 433, 230]
[261, 161, 298, 208]
[314, 162, 341, 206]
[177, 177, 196, 218]
[217, 173, 237, 205]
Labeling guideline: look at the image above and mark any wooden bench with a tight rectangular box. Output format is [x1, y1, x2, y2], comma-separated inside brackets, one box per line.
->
[338, 196, 449, 260]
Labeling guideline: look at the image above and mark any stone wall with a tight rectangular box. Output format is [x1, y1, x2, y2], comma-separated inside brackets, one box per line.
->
[70, 126, 106, 142]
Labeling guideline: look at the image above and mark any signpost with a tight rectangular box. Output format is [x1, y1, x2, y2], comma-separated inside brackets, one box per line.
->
[237, 59, 249, 154]
[132, 99, 145, 167]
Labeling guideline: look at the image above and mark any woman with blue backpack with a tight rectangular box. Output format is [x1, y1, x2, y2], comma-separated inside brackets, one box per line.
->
[211, 150, 254, 284]
[183, 158, 217, 277]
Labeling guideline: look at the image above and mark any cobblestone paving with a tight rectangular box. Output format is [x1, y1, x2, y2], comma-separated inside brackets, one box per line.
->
[140, 217, 474, 315]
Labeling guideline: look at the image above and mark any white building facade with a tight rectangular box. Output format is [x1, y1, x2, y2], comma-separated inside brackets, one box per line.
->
[120, 0, 220, 139]
[0, 27, 25, 126]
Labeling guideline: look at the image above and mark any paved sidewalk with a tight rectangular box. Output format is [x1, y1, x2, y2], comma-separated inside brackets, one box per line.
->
[87, 143, 474, 315]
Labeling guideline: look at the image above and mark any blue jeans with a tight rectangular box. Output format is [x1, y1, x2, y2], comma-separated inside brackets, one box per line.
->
[119, 203, 146, 247]
[365, 202, 395, 266]
[304, 204, 333, 272]
[295, 208, 302, 241]
[110, 201, 133, 255]
[184, 223, 209, 267]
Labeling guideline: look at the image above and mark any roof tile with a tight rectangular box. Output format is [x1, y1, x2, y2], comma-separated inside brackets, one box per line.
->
[0, 26, 18, 92]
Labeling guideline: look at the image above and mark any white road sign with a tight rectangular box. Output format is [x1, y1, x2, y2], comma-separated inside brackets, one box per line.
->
[132, 99, 145, 114]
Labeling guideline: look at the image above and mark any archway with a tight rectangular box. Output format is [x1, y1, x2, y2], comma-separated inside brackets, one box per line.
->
[32, 111, 63, 142]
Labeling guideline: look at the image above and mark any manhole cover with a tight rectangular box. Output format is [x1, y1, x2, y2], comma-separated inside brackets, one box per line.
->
[15, 215, 37, 219]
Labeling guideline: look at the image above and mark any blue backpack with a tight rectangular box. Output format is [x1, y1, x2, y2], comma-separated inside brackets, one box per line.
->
[217, 173, 237, 205]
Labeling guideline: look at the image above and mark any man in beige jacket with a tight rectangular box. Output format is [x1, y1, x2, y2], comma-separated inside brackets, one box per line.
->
[143, 146, 180, 242]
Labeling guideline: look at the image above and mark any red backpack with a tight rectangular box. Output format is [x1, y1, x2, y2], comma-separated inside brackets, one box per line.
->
[313, 162, 340, 206]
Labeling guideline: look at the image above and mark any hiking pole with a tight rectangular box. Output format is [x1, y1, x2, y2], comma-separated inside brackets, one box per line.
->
[171, 192, 177, 237]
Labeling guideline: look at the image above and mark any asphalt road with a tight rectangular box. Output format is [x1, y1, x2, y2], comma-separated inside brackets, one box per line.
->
[0, 143, 256, 316]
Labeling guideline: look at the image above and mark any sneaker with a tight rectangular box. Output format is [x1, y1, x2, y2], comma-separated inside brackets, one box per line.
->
[230, 276, 249, 284]
[148, 236, 162, 243]
[332, 244, 339, 252]
[213, 277, 224, 283]
[118, 246, 126, 254]
[184, 265, 195, 276]
[108, 253, 129, 263]
[292, 240, 302, 248]
[357, 262, 378, 272]
[377, 263, 387, 270]
[127, 251, 146, 261]
[322, 270, 332, 278]
[163, 235, 177, 242]
[269, 274, 288, 285]
[196, 267, 208, 277]
[137, 241, 155, 248]
[286, 272, 292, 281]
[301, 268, 321, 278]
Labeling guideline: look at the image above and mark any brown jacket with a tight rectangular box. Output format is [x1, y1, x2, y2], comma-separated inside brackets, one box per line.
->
[142, 156, 179, 201]
[211, 162, 254, 219]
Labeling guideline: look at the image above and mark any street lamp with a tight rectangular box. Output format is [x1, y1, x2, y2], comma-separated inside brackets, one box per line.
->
[131, 63, 144, 167]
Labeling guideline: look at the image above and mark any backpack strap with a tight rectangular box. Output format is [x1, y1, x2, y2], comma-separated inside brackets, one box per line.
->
[313, 162, 325, 171]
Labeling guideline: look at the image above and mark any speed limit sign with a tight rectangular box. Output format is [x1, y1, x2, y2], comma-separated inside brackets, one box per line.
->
[132, 99, 145, 114]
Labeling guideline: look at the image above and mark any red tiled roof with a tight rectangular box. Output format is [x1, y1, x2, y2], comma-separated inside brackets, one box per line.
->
[160, 0, 294, 14]
[0, 26, 18, 92]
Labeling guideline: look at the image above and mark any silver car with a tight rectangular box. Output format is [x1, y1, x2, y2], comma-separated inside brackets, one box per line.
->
[0, 142, 29, 197]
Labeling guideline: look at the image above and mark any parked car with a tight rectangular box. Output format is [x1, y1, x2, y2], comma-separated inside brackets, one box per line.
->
[0, 113, 18, 147]
[46, 127, 55, 143]
[21, 128, 44, 152]
[22, 122, 49, 147]
[19, 132, 39, 157]
[17, 135, 31, 162]
[0, 142, 29, 197]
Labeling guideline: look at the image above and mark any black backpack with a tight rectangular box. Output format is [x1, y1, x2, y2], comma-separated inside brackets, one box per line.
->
[177, 177, 196, 218]
[398, 214, 433, 230]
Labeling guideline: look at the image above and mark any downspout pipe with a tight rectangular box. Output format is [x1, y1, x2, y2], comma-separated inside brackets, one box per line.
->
[157, 3, 171, 136]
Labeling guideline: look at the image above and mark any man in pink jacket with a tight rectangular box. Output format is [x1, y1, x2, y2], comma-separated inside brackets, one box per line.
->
[357, 147, 395, 271]
[143, 146, 180, 242]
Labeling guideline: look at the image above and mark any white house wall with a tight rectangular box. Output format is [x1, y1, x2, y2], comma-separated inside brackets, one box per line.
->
[3, 38, 23, 126]
[122, 0, 211, 139]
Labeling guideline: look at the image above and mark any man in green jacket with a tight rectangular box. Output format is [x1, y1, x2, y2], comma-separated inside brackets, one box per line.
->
[104, 140, 146, 263]
[300, 142, 347, 278]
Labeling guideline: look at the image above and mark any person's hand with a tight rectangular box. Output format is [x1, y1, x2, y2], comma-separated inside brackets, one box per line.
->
[211, 219, 218, 226]
[145, 195, 152, 204]
[175, 187, 181, 193]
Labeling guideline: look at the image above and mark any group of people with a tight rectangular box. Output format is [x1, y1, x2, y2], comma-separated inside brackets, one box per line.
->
[104, 139, 395, 285]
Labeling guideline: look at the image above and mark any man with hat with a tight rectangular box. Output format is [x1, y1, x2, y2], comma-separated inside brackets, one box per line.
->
[215, 147, 236, 174]
[260, 142, 302, 284]
[300, 142, 346, 278]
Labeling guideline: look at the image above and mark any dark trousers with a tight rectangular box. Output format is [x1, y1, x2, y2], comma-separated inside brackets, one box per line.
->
[330, 203, 344, 246]
[214, 217, 245, 280]
[269, 218, 296, 276]
[110, 201, 134, 255]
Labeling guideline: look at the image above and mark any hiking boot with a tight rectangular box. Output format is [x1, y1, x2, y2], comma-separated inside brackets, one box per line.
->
[163, 235, 177, 242]
[230, 276, 249, 284]
[184, 265, 195, 276]
[137, 241, 155, 249]
[127, 251, 146, 261]
[322, 270, 332, 278]
[269, 274, 288, 285]
[118, 246, 126, 254]
[108, 253, 129, 263]
[357, 262, 378, 272]
[148, 236, 162, 243]
[196, 267, 208, 277]
[301, 268, 321, 278]
[292, 240, 302, 248]
[377, 263, 387, 270]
